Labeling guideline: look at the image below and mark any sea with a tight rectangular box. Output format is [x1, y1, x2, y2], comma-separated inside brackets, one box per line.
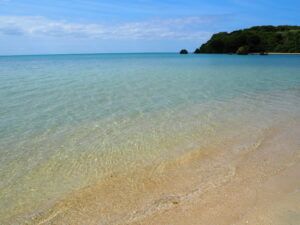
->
[0, 53, 300, 224]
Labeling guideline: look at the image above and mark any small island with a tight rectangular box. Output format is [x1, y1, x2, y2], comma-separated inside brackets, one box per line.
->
[180, 49, 189, 54]
[191, 25, 300, 55]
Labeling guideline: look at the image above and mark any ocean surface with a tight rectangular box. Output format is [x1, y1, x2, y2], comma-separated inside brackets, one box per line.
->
[0, 53, 300, 224]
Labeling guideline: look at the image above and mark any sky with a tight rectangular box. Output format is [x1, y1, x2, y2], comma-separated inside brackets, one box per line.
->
[0, 0, 300, 55]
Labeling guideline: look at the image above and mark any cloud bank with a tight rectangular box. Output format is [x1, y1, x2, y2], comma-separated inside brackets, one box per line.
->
[0, 16, 218, 41]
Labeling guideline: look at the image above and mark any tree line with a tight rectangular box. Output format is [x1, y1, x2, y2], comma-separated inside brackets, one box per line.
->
[193, 25, 300, 54]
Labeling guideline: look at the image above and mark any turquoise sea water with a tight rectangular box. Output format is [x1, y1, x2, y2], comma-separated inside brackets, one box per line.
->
[0, 53, 300, 224]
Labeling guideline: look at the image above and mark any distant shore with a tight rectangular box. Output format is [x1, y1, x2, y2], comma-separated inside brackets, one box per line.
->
[195, 26, 300, 54]
[247, 52, 300, 55]
[268, 52, 300, 55]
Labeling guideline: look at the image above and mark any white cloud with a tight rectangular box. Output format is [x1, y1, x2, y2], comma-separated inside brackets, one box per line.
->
[0, 16, 215, 41]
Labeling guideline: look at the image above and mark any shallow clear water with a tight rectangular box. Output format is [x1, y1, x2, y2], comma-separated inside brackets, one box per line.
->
[0, 53, 300, 224]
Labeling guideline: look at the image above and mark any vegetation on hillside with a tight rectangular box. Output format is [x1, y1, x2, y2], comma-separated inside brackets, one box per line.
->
[194, 25, 300, 54]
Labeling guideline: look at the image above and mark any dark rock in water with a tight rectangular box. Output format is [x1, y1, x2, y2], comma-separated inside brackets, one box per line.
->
[236, 46, 249, 55]
[194, 48, 201, 54]
[180, 49, 188, 54]
[260, 51, 268, 55]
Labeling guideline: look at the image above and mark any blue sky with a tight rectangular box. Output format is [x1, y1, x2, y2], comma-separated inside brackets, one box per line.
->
[0, 0, 300, 55]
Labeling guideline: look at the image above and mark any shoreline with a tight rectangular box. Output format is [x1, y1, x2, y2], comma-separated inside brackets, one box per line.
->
[268, 52, 300, 55]
[129, 118, 300, 225]
[237, 52, 300, 55]
[18, 117, 300, 225]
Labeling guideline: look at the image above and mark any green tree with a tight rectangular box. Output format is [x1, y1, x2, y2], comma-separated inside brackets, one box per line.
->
[236, 46, 249, 55]
[194, 25, 300, 54]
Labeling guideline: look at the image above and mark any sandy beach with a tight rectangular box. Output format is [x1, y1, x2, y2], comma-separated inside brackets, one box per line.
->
[129, 119, 300, 225]
[20, 117, 300, 225]
[268, 52, 300, 55]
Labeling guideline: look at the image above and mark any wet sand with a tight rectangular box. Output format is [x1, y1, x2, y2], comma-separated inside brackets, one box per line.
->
[130, 119, 300, 225]
[16, 117, 300, 225]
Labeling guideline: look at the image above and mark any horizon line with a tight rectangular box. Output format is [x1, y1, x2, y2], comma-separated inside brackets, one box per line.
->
[0, 52, 181, 57]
